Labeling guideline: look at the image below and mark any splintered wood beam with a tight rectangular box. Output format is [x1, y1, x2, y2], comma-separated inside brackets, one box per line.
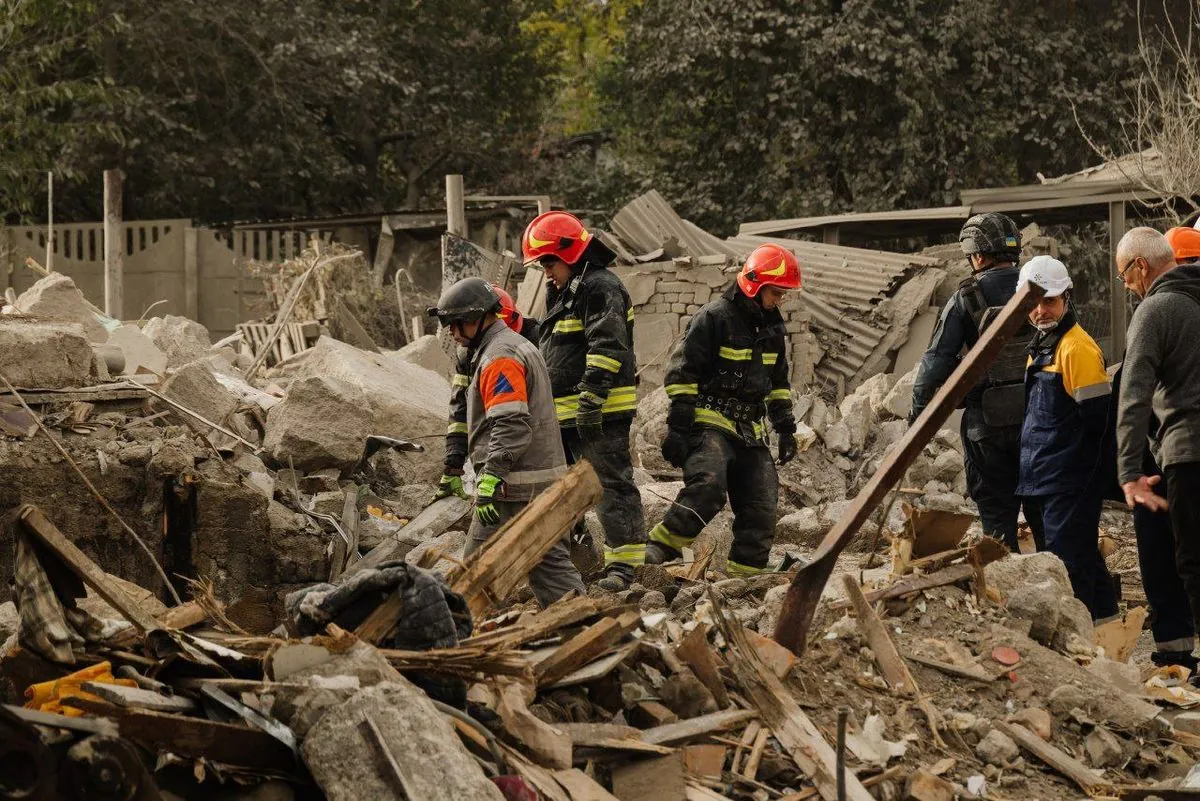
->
[452, 461, 603, 618]
[534, 609, 641, 687]
[842, 575, 918, 696]
[773, 281, 1043, 655]
[994, 721, 1113, 795]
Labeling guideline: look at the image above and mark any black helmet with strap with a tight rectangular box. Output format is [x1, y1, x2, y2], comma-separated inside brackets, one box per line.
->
[959, 212, 1022, 262]
[427, 277, 502, 325]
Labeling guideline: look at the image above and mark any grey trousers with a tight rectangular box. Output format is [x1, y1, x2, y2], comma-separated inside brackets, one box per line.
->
[465, 499, 586, 607]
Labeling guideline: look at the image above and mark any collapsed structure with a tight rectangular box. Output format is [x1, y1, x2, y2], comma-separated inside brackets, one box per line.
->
[0, 198, 1197, 800]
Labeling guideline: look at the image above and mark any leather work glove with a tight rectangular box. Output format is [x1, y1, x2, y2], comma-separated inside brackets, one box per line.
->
[777, 433, 798, 465]
[432, 473, 468, 502]
[576, 393, 604, 443]
[475, 473, 503, 525]
[661, 427, 691, 469]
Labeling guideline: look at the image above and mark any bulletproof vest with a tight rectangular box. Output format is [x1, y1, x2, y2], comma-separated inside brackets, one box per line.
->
[959, 276, 1036, 428]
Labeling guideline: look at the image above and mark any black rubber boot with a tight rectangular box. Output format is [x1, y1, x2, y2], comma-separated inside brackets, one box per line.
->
[596, 564, 634, 592]
[644, 541, 681, 566]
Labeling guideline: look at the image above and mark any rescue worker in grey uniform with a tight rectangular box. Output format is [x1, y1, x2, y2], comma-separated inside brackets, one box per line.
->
[427, 278, 585, 607]
[645, 243, 801, 574]
[910, 212, 1035, 550]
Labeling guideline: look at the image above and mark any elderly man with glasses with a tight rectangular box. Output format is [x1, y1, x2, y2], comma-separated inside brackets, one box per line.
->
[1114, 226, 1200, 677]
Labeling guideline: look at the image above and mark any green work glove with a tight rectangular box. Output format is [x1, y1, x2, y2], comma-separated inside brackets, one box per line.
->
[475, 473, 503, 525]
[433, 473, 467, 502]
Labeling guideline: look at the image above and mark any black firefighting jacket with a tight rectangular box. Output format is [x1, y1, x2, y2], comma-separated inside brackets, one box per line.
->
[539, 265, 637, 425]
[663, 284, 796, 445]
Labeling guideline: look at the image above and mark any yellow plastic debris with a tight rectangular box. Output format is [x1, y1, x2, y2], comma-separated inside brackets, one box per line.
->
[24, 660, 138, 717]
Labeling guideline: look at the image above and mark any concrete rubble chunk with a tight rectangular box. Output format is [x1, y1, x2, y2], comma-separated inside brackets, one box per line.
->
[975, 729, 1019, 766]
[984, 553, 1094, 650]
[775, 508, 825, 548]
[14, 272, 109, 342]
[838, 391, 874, 451]
[877, 367, 916, 421]
[0, 320, 98, 389]
[160, 358, 241, 427]
[303, 678, 505, 801]
[263, 375, 372, 472]
[394, 334, 453, 377]
[107, 323, 168, 376]
[143, 315, 212, 367]
[1083, 725, 1125, 768]
[822, 421, 852, 455]
[0, 601, 16, 645]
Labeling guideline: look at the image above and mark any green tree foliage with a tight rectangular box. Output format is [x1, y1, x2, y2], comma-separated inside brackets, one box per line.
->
[600, 0, 1142, 232]
[1, 0, 552, 222]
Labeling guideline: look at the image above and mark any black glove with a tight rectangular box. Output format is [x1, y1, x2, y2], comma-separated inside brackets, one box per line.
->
[576, 392, 604, 443]
[777, 433, 798, 465]
[661, 428, 691, 468]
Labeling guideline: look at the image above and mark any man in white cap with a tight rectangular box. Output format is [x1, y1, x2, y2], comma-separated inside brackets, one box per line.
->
[1016, 255, 1119, 622]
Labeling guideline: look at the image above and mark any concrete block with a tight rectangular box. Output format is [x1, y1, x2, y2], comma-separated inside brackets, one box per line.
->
[0, 320, 97, 389]
[143, 315, 212, 367]
[263, 375, 372, 472]
[664, 293, 680, 303]
[623, 272, 659, 307]
[394, 334, 453, 378]
[14, 273, 108, 342]
[671, 303, 687, 313]
[161, 358, 240, 426]
[658, 281, 693, 294]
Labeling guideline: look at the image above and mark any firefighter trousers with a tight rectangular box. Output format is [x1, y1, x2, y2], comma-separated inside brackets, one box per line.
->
[649, 428, 777, 574]
[562, 418, 646, 575]
[1024, 488, 1119, 622]
[961, 408, 1029, 551]
[466, 499, 585, 607]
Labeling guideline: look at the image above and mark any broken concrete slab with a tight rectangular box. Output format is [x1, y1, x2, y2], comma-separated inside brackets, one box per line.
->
[303, 678, 505, 801]
[976, 729, 1019, 766]
[107, 324, 168, 376]
[633, 313, 679, 387]
[877, 367, 916, 421]
[985, 553, 1094, 651]
[14, 272, 109, 342]
[263, 376, 372, 472]
[0, 319, 99, 389]
[394, 334, 453, 377]
[160, 358, 241, 428]
[143, 315, 212, 367]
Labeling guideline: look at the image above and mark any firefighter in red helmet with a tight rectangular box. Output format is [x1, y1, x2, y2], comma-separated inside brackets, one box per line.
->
[646, 243, 801, 574]
[522, 211, 645, 591]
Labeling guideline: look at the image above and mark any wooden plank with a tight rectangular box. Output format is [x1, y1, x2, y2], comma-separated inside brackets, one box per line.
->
[334, 298, 381, 353]
[452, 461, 604, 618]
[18, 505, 159, 633]
[559, 722, 641, 746]
[553, 768, 621, 801]
[611, 752, 688, 801]
[496, 680, 572, 769]
[774, 281, 1043, 655]
[716, 611, 873, 801]
[629, 700, 679, 728]
[675, 624, 731, 708]
[80, 681, 196, 714]
[0, 385, 149, 403]
[535, 609, 641, 687]
[742, 726, 770, 780]
[842, 575, 917, 696]
[465, 595, 617, 649]
[994, 721, 1113, 795]
[641, 709, 759, 747]
[63, 696, 294, 770]
[106, 600, 208, 648]
[354, 590, 405, 645]
[684, 744, 728, 778]
[828, 562, 979, 612]
[545, 641, 637, 689]
[347, 495, 470, 578]
[329, 487, 360, 582]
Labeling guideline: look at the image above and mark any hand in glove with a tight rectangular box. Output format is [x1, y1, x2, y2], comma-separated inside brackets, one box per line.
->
[576, 392, 604, 443]
[475, 473, 503, 525]
[432, 473, 467, 501]
[661, 428, 691, 469]
[777, 433, 798, 465]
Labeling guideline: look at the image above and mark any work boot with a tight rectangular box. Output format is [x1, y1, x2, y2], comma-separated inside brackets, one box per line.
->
[644, 541, 681, 566]
[596, 564, 634, 592]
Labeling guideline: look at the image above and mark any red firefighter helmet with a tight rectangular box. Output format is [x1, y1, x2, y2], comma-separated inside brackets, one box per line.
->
[521, 211, 592, 266]
[491, 283, 524, 332]
[736, 244, 802, 298]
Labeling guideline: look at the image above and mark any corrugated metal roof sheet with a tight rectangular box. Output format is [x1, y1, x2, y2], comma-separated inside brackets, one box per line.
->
[611, 190, 742, 259]
[737, 206, 972, 237]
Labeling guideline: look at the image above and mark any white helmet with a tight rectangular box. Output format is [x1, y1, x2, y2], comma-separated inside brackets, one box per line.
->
[1019, 255, 1073, 298]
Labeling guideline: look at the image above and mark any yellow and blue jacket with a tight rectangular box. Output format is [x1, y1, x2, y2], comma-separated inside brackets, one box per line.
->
[1016, 312, 1111, 496]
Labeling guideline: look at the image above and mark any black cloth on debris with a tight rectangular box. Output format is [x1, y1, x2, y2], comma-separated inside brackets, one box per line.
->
[285, 561, 473, 706]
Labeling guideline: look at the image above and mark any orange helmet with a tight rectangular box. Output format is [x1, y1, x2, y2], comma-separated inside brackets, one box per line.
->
[736, 244, 802, 298]
[1165, 226, 1200, 263]
[521, 211, 591, 266]
[491, 283, 524, 332]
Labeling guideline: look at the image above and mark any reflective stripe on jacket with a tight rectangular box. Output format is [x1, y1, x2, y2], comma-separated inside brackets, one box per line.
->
[663, 283, 795, 445]
[1017, 317, 1111, 496]
[540, 267, 637, 423]
[466, 321, 566, 500]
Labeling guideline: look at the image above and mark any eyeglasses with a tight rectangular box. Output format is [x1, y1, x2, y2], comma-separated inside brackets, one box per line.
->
[1116, 255, 1141, 282]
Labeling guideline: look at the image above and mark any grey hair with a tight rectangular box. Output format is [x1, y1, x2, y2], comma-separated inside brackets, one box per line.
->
[1117, 226, 1176, 269]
